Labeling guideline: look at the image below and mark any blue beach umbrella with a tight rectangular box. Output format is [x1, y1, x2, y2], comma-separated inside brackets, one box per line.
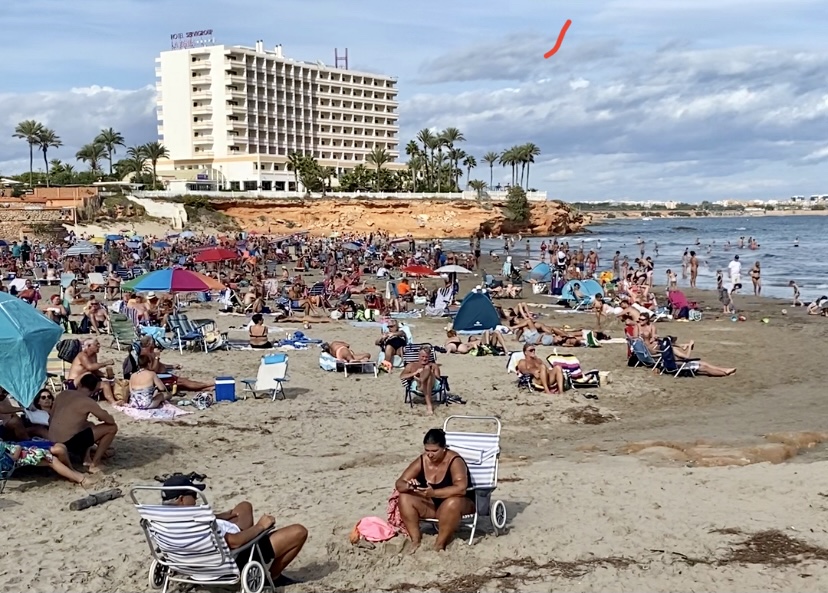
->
[0, 293, 63, 407]
[152, 241, 171, 249]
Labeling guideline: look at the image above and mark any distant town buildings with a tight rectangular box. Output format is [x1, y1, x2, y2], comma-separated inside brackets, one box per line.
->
[571, 195, 828, 209]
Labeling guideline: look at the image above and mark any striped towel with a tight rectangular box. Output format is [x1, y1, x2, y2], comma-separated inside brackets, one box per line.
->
[118, 402, 192, 421]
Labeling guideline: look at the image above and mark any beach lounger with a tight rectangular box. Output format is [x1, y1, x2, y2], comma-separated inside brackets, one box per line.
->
[400, 343, 450, 407]
[110, 314, 139, 351]
[422, 416, 507, 544]
[87, 272, 106, 291]
[628, 337, 662, 369]
[506, 351, 541, 391]
[46, 347, 67, 391]
[130, 485, 275, 593]
[657, 338, 699, 378]
[241, 353, 289, 401]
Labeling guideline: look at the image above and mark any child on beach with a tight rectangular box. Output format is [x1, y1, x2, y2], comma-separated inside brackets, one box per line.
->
[789, 280, 802, 307]
[666, 269, 677, 290]
[717, 270, 733, 314]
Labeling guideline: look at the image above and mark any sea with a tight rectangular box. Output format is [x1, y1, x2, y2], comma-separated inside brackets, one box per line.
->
[442, 215, 828, 301]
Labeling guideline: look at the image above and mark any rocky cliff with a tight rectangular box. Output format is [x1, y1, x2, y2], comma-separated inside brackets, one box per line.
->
[212, 199, 589, 238]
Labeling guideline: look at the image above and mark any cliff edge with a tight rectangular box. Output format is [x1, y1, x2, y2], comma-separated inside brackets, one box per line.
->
[212, 198, 589, 238]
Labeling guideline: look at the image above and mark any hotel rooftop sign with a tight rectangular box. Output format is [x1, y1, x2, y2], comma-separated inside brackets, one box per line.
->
[170, 29, 215, 50]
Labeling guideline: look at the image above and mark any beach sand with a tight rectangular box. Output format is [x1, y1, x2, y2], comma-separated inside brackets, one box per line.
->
[3, 268, 828, 593]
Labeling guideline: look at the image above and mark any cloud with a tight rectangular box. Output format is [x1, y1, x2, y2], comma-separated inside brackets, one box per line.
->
[400, 39, 828, 200]
[0, 86, 156, 173]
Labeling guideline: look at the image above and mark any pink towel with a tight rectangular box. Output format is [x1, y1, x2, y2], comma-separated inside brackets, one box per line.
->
[118, 402, 192, 421]
[355, 516, 398, 542]
[386, 489, 409, 537]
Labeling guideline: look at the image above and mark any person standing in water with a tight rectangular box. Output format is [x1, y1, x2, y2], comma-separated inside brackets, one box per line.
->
[689, 251, 699, 288]
[681, 249, 690, 280]
[750, 261, 761, 296]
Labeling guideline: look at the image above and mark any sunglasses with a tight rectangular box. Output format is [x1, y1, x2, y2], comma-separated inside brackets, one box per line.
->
[38, 394, 53, 400]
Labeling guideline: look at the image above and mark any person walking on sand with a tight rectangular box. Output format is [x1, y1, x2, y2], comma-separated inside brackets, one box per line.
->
[789, 280, 802, 307]
[689, 251, 699, 288]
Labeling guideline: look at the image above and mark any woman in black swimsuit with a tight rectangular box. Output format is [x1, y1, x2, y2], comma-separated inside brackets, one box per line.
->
[395, 428, 475, 551]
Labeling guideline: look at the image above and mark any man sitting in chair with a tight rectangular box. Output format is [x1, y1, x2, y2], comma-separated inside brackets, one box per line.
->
[66, 339, 117, 405]
[161, 474, 308, 587]
[400, 345, 441, 416]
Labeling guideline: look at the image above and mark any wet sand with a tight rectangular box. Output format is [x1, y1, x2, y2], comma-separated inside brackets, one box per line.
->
[3, 264, 828, 593]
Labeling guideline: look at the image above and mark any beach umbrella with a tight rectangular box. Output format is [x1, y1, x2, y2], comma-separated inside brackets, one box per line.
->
[152, 241, 170, 249]
[0, 292, 63, 407]
[401, 265, 438, 277]
[88, 236, 106, 245]
[125, 241, 141, 250]
[0, 240, 7, 247]
[180, 231, 196, 238]
[63, 242, 98, 257]
[434, 265, 473, 274]
[121, 268, 224, 293]
[341, 242, 362, 251]
[193, 247, 238, 263]
[106, 234, 124, 241]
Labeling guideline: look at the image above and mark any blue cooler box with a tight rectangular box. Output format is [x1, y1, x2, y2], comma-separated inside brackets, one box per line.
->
[215, 377, 236, 402]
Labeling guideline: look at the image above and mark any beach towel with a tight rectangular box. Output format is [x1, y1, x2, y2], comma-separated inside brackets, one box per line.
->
[349, 321, 385, 328]
[349, 516, 398, 544]
[118, 402, 192, 421]
[386, 490, 409, 537]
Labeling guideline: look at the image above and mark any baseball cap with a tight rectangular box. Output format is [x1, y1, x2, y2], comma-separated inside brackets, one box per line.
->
[161, 475, 206, 501]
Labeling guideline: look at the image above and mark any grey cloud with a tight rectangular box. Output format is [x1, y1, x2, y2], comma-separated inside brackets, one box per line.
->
[0, 86, 156, 172]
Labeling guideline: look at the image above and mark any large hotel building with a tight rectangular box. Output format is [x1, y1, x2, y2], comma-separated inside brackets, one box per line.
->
[154, 40, 400, 191]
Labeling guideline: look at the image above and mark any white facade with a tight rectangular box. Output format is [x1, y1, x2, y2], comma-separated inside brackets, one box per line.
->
[154, 41, 400, 191]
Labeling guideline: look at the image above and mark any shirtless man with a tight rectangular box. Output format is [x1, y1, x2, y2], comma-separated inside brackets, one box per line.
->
[84, 297, 110, 334]
[321, 341, 371, 362]
[43, 294, 68, 323]
[48, 373, 118, 473]
[67, 339, 116, 404]
[689, 251, 699, 289]
[516, 343, 565, 394]
[637, 314, 694, 358]
[585, 249, 599, 276]
[400, 346, 441, 415]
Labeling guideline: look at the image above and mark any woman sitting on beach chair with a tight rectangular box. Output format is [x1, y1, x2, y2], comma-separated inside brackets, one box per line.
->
[395, 428, 475, 551]
[515, 343, 566, 394]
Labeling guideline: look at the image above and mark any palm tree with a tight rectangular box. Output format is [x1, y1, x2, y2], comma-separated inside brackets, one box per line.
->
[95, 127, 125, 177]
[405, 140, 420, 192]
[49, 158, 63, 173]
[462, 154, 477, 188]
[12, 119, 45, 186]
[76, 143, 107, 174]
[440, 127, 465, 187]
[482, 151, 499, 189]
[468, 179, 487, 199]
[521, 142, 541, 190]
[36, 128, 62, 187]
[416, 129, 434, 188]
[287, 152, 303, 191]
[448, 148, 465, 190]
[499, 147, 518, 186]
[366, 147, 391, 191]
[140, 141, 170, 189]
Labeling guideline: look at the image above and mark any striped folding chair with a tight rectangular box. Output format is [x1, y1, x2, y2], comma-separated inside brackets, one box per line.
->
[130, 485, 275, 593]
[400, 343, 449, 407]
[423, 416, 507, 544]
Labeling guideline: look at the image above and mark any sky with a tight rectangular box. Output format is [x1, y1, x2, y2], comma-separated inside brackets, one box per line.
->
[1, 0, 827, 202]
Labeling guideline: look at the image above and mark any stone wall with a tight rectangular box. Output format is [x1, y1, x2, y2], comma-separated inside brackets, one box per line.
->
[0, 209, 68, 240]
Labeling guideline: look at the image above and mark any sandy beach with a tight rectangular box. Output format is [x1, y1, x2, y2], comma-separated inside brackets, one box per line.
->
[3, 265, 828, 593]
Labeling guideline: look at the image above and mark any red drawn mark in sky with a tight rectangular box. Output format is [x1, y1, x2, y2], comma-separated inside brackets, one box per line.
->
[544, 19, 572, 59]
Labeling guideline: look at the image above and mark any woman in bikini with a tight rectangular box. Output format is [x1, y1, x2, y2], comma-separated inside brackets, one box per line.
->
[248, 314, 273, 349]
[395, 428, 475, 551]
[321, 341, 371, 362]
[750, 261, 761, 296]
[128, 355, 171, 410]
[445, 330, 509, 353]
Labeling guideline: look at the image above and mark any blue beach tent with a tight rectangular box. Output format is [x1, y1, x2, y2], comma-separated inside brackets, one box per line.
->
[452, 292, 500, 334]
[530, 262, 552, 283]
[560, 279, 603, 302]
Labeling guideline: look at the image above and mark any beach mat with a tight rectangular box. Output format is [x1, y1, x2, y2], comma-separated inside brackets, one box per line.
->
[118, 402, 192, 421]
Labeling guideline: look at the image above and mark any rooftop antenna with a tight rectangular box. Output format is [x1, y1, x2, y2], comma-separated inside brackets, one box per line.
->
[334, 48, 348, 70]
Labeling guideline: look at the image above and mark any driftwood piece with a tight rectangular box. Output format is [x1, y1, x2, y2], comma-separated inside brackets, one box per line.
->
[69, 488, 123, 511]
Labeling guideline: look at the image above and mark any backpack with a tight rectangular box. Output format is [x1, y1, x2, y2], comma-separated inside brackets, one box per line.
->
[56, 339, 82, 363]
[122, 352, 139, 380]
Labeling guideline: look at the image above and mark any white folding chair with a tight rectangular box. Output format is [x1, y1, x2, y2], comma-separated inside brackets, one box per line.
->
[240, 353, 289, 401]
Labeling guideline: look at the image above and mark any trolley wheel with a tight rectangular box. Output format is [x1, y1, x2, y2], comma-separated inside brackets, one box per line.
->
[148, 559, 167, 590]
[241, 560, 266, 593]
[490, 499, 507, 535]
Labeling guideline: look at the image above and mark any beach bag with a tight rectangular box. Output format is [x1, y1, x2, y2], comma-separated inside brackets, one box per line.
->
[56, 339, 81, 363]
[349, 516, 398, 545]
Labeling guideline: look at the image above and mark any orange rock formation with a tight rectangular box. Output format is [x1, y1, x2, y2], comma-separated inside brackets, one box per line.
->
[213, 198, 589, 238]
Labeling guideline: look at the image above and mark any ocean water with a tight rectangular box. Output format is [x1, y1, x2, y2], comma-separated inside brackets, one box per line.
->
[442, 215, 828, 301]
